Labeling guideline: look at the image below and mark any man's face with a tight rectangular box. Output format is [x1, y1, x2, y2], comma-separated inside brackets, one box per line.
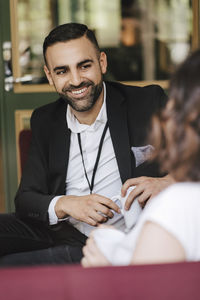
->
[44, 37, 107, 112]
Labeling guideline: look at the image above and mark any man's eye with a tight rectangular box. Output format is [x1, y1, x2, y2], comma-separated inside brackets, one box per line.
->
[81, 64, 91, 70]
[56, 70, 66, 75]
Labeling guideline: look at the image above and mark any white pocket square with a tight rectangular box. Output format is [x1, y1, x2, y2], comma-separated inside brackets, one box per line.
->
[131, 145, 154, 167]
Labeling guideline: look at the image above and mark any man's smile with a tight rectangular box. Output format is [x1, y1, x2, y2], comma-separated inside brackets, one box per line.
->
[59, 77, 103, 113]
[69, 86, 90, 99]
[71, 87, 87, 95]
[63, 83, 92, 99]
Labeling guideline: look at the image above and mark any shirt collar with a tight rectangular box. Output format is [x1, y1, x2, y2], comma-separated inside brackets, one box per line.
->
[66, 82, 107, 133]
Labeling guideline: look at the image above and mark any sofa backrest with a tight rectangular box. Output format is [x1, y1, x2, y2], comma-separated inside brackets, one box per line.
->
[0, 262, 200, 300]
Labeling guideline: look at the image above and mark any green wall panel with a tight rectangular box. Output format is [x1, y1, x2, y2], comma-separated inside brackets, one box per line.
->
[0, 0, 57, 211]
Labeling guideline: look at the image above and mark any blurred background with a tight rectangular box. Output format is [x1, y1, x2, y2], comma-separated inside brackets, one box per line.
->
[15, 0, 193, 83]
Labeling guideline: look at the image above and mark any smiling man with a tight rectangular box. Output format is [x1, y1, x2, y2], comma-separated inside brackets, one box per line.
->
[0, 23, 173, 266]
[44, 37, 106, 116]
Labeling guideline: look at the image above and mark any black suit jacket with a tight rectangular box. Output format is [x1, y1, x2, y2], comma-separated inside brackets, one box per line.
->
[15, 81, 167, 223]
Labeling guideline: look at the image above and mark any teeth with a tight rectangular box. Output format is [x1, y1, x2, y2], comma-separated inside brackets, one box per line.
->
[72, 87, 87, 95]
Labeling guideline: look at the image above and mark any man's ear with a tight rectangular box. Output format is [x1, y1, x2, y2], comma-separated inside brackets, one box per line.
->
[99, 52, 107, 74]
[44, 65, 53, 85]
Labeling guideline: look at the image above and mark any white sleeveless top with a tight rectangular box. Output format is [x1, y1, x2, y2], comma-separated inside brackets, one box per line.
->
[94, 183, 200, 265]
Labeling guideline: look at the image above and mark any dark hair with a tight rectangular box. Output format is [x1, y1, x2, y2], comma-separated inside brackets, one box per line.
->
[151, 49, 200, 181]
[43, 23, 100, 65]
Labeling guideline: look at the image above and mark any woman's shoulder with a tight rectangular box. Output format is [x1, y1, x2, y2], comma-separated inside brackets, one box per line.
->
[140, 182, 200, 261]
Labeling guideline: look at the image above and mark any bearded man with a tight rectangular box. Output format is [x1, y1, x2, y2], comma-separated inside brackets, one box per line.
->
[0, 23, 173, 266]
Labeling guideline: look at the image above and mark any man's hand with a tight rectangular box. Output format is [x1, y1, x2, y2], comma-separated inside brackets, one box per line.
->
[121, 175, 175, 210]
[81, 235, 111, 267]
[55, 194, 121, 226]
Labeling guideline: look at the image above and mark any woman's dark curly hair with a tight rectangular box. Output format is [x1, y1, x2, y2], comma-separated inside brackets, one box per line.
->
[151, 49, 200, 182]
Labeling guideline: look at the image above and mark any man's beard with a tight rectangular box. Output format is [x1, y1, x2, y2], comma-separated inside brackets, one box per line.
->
[59, 79, 103, 112]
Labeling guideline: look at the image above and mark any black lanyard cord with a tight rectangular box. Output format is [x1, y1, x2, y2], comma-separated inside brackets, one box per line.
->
[77, 121, 109, 194]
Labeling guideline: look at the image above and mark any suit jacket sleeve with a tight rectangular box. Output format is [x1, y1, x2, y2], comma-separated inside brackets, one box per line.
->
[15, 99, 69, 223]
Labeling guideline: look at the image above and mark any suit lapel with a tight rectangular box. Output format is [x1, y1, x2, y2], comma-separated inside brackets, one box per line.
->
[106, 83, 132, 183]
[49, 100, 70, 194]
[49, 84, 133, 192]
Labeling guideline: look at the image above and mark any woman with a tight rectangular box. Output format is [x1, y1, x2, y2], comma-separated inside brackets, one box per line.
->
[81, 49, 200, 267]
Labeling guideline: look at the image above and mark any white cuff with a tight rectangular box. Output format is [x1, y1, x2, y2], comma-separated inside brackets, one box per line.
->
[48, 196, 62, 225]
[48, 196, 70, 225]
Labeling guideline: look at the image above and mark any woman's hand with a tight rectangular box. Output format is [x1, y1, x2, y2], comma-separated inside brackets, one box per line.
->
[81, 233, 111, 267]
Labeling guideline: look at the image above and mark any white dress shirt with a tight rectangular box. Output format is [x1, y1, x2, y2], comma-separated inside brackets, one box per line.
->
[48, 83, 125, 236]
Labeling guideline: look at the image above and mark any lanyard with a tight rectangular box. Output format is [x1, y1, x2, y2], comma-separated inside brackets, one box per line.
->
[77, 121, 108, 194]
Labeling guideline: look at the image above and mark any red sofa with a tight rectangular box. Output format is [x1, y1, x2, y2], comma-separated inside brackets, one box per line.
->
[0, 262, 200, 300]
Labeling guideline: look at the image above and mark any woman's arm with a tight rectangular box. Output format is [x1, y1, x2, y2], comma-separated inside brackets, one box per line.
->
[81, 221, 186, 268]
[131, 221, 186, 264]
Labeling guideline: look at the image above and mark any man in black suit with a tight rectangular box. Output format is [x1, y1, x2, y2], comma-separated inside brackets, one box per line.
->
[0, 23, 173, 266]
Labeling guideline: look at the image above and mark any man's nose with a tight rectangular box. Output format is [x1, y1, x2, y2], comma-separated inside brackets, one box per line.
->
[69, 70, 82, 87]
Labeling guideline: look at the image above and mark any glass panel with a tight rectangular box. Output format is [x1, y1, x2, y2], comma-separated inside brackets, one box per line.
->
[16, 0, 193, 85]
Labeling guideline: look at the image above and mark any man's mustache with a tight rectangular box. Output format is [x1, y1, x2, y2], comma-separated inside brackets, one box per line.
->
[62, 81, 93, 93]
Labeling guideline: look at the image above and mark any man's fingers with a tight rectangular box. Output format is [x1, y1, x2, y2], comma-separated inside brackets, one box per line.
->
[121, 177, 146, 196]
[89, 210, 108, 224]
[85, 216, 98, 227]
[124, 185, 144, 210]
[94, 203, 114, 219]
[99, 197, 121, 214]
[137, 191, 151, 205]
[121, 179, 134, 196]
